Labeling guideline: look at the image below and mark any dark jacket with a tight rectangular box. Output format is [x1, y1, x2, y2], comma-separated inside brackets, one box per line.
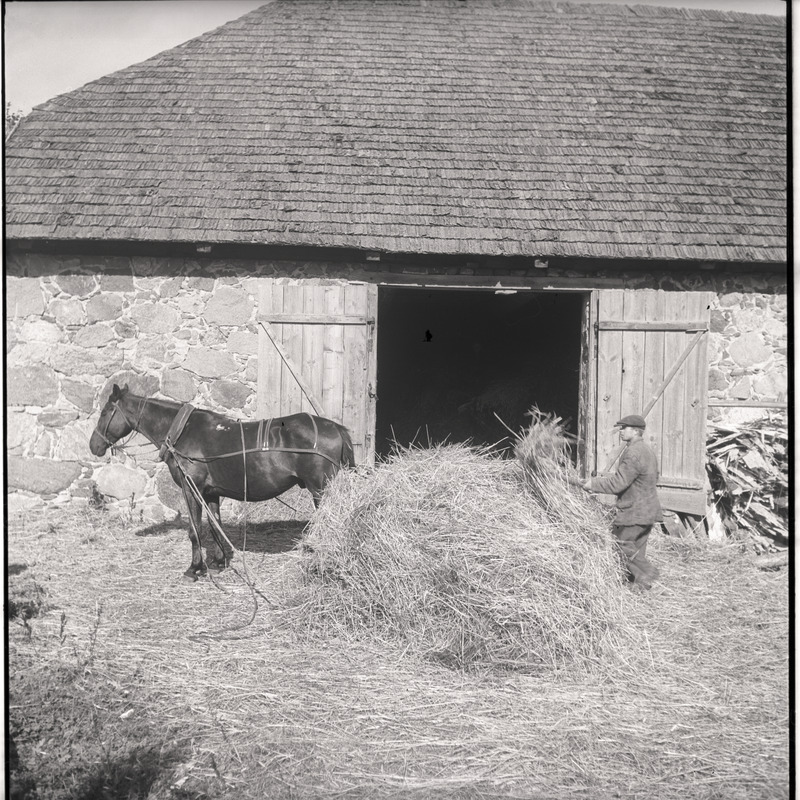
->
[588, 438, 663, 526]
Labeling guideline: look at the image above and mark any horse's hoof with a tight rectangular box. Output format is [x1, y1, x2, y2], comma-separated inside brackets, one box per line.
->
[182, 572, 199, 583]
[207, 556, 228, 572]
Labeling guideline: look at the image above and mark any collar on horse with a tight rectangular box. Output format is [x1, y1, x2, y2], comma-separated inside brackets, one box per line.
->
[158, 403, 195, 461]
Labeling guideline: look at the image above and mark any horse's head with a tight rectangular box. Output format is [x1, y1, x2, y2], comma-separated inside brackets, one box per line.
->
[89, 383, 134, 456]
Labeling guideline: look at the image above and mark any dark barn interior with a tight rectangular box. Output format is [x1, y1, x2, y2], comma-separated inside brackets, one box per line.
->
[375, 288, 584, 456]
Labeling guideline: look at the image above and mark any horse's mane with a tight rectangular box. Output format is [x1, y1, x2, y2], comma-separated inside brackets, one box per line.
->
[120, 390, 181, 412]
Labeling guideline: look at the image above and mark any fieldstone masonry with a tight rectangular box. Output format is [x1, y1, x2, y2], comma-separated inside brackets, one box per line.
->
[706, 287, 787, 423]
[7, 256, 263, 520]
[5, 252, 787, 519]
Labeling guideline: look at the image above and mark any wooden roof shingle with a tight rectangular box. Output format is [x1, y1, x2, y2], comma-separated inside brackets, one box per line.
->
[5, 0, 786, 262]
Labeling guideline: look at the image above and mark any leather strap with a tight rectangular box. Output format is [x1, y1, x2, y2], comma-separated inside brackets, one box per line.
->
[306, 412, 319, 450]
[158, 403, 195, 461]
[160, 407, 339, 467]
[260, 418, 273, 450]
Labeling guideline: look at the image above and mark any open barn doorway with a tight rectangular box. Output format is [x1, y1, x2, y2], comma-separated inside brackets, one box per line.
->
[375, 287, 584, 457]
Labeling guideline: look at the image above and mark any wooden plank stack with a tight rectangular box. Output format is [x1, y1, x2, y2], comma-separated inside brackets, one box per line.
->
[705, 414, 788, 553]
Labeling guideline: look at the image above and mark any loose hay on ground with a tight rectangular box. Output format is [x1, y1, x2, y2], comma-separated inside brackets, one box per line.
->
[286, 443, 632, 673]
[8, 496, 788, 799]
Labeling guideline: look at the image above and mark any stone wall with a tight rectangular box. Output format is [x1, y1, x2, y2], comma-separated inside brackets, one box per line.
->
[6, 251, 787, 518]
[7, 255, 266, 520]
[706, 284, 788, 424]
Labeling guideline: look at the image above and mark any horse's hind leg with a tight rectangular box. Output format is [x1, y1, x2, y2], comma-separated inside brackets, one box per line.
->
[180, 481, 207, 582]
[309, 463, 340, 509]
[205, 496, 233, 572]
[309, 476, 331, 509]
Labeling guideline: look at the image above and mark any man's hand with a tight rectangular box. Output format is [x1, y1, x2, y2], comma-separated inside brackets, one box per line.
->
[567, 475, 592, 492]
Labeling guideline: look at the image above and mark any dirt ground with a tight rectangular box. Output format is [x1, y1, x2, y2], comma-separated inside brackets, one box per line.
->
[7, 491, 790, 800]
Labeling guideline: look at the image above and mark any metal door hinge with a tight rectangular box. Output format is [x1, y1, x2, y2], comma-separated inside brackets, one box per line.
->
[366, 318, 376, 351]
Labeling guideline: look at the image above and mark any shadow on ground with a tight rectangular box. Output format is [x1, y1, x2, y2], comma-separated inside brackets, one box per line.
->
[223, 519, 309, 554]
[135, 518, 186, 538]
[135, 515, 308, 555]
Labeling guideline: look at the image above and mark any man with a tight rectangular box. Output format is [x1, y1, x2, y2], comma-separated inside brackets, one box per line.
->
[573, 414, 663, 590]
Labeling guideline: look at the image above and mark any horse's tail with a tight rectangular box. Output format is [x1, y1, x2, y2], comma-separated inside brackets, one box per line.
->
[338, 425, 355, 469]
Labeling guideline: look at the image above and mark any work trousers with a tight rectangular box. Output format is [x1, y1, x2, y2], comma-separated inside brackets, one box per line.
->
[612, 524, 659, 588]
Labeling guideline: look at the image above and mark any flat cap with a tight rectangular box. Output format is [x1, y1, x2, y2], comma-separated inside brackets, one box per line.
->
[616, 414, 647, 428]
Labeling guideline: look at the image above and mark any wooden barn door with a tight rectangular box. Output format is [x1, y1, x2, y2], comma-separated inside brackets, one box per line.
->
[590, 289, 711, 516]
[257, 279, 378, 466]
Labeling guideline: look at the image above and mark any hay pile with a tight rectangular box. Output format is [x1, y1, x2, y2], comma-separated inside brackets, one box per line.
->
[290, 435, 630, 673]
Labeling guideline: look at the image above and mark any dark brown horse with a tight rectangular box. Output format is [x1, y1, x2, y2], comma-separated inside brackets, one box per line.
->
[89, 384, 354, 581]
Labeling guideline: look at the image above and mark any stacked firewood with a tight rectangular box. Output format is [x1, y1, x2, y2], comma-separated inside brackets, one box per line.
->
[705, 414, 789, 554]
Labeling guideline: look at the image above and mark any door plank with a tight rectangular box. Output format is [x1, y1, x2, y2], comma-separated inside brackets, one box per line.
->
[597, 320, 707, 331]
[684, 293, 711, 486]
[620, 290, 647, 419]
[304, 281, 326, 420]
[364, 284, 378, 466]
[661, 296, 689, 480]
[282, 282, 305, 415]
[262, 313, 372, 325]
[577, 292, 596, 475]
[595, 289, 624, 473]
[322, 285, 346, 424]
[343, 284, 367, 463]
[258, 280, 283, 418]
[642, 290, 666, 473]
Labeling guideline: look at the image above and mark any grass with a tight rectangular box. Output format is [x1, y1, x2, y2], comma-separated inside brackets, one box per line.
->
[7, 459, 790, 800]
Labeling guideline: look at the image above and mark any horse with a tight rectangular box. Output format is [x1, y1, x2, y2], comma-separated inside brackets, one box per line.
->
[89, 383, 354, 582]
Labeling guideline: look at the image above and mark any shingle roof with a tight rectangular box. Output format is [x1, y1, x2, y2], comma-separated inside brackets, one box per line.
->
[5, 0, 786, 263]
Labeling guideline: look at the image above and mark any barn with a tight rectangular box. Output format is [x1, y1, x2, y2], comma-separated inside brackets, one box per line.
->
[5, 0, 787, 525]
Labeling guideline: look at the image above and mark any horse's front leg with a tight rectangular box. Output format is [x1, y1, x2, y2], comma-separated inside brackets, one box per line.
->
[180, 480, 207, 582]
[205, 495, 233, 572]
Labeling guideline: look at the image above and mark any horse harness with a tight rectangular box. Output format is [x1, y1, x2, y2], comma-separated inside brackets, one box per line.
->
[156, 403, 341, 467]
[94, 397, 148, 451]
[99, 399, 341, 548]
[97, 397, 345, 582]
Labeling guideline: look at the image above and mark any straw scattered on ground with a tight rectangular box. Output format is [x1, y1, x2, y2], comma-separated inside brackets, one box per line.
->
[7, 449, 790, 800]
